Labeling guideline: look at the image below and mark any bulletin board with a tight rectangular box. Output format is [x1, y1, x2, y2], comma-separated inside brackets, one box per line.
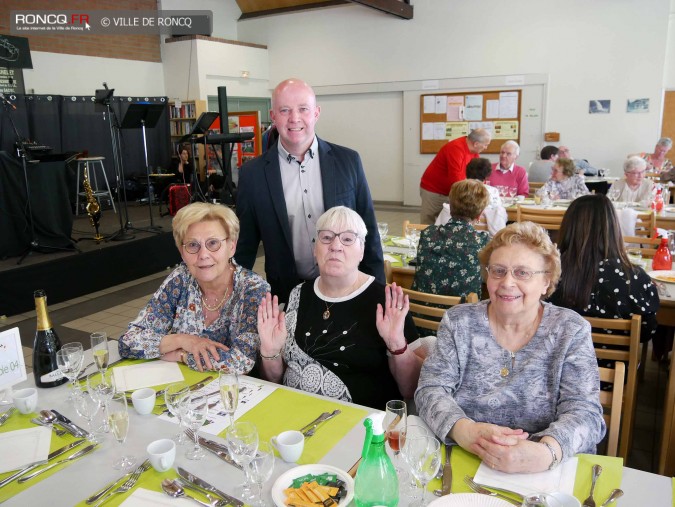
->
[420, 90, 521, 154]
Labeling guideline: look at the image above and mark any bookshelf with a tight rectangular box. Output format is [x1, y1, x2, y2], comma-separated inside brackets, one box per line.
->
[169, 99, 207, 179]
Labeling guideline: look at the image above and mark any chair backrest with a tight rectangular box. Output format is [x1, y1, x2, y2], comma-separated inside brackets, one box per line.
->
[474, 214, 488, 232]
[633, 211, 656, 238]
[516, 205, 566, 231]
[598, 363, 625, 457]
[584, 313, 641, 459]
[402, 220, 429, 236]
[528, 181, 545, 197]
[384, 260, 414, 289]
[623, 236, 660, 258]
[403, 287, 478, 332]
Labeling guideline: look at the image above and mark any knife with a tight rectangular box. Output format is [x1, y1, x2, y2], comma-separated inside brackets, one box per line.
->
[50, 409, 89, 437]
[189, 432, 242, 470]
[177, 466, 244, 507]
[440, 444, 453, 495]
[0, 439, 85, 488]
[17, 443, 98, 483]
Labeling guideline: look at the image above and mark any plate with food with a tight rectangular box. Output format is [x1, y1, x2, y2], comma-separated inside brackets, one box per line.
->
[271, 464, 354, 507]
[648, 270, 675, 284]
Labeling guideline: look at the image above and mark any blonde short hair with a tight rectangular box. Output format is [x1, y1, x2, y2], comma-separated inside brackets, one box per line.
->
[172, 203, 240, 249]
[478, 221, 561, 297]
[449, 179, 490, 220]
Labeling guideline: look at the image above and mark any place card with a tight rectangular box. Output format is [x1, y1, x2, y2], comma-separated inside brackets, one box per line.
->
[0, 426, 51, 474]
[112, 361, 184, 391]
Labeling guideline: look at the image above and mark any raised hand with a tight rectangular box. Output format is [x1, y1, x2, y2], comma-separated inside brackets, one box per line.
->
[257, 292, 287, 356]
[376, 283, 409, 351]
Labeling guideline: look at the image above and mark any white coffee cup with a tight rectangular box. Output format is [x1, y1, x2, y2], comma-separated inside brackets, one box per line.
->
[12, 388, 38, 415]
[147, 438, 176, 472]
[516, 195, 525, 202]
[131, 388, 156, 415]
[270, 430, 305, 462]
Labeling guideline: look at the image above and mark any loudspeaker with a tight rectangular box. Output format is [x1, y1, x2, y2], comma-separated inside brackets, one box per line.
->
[217, 87, 229, 134]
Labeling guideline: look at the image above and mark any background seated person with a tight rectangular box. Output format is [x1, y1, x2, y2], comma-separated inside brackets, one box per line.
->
[607, 156, 654, 203]
[435, 158, 507, 236]
[558, 145, 599, 176]
[633, 137, 673, 173]
[489, 140, 529, 196]
[257, 206, 422, 409]
[119, 203, 269, 373]
[416, 179, 490, 297]
[415, 222, 605, 473]
[172, 145, 193, 185]
[540, 158, 589, 199]
[528, 145, 559, 182]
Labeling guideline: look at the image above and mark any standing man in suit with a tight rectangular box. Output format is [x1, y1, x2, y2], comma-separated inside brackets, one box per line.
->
[235, 78, 384, 303]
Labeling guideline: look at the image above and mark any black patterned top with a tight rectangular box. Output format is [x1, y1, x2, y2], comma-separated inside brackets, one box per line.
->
[412, 217, 489, 296]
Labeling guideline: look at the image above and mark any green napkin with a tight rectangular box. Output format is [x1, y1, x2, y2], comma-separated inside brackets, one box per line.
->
[230, 388, 368, 465]
[572, 454, 623, 504]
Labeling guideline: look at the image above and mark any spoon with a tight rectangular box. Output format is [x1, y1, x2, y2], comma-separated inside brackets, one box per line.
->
[600, 489, 624, 506]
[161, 479, 211, 506]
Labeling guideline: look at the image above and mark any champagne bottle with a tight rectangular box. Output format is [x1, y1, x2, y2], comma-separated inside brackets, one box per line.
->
[33, 289, 68, 388]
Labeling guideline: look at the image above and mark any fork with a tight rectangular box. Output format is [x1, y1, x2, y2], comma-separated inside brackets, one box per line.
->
[93, 460, 151, 506]
[303, 409, 341, 437]
[582, 464, 602, 507]
[31, 417, 67, 436]
[463, 476, 521, 506]
[0, 408, 16, 426]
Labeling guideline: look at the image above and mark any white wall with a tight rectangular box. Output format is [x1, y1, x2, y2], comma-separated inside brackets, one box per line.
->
[666, 0, 675, 88]
[237, 0, 670, 204]
[23, 52, 165, 96]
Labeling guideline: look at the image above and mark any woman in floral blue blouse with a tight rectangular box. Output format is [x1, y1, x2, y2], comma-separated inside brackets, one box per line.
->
[540, 158, 589, 200]
[412, 179, 490, 297]
[119, 203, 269, 373]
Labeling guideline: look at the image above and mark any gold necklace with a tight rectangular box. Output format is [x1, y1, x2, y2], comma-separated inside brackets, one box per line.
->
[319, 274, 362, 320]
[201, 286, 230, 312]
[323, 301, 334, 320]
[490, 306, 541, 378]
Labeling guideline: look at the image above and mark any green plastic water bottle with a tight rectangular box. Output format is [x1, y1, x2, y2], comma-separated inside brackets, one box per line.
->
[354, 413, 399, 506]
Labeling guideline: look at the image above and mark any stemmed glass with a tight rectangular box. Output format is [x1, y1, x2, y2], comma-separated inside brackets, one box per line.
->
[73, 390, 101, 443]
[401, 433, 441, 506]
[109, 391, 137, 470]
[377, 222, 389, 248]
[405, 225, 420, 263]
[399, 424, 429, 501]
[226, 421, 259, 502]
[90, 332, 109, 375]
[507, 186, 517, 205]
[165, 382, 190, 445]
[247, 442, 275, 507]
[219, 369, 239, 428]
[184, 393, 209, 460]
[384, 400, 408, 484]
[56, 343, 84, 401]
[87, 371, 114, 434]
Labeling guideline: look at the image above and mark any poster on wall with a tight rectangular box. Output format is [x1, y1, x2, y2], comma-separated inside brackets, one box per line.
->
[627, 98, 649, 114]
[589, 100, 611, 114]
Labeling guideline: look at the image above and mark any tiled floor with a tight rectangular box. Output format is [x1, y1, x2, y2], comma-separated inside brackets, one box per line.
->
[4, 204, 670, 474]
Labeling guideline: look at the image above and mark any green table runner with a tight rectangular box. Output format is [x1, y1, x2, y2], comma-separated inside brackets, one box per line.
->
[230, 388, 368, 465]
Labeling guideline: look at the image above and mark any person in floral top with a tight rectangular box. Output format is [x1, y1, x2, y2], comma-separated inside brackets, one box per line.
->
[540, 158, 589, 200]
[119, 203, 269, 373]
[412, 179, 490, 297]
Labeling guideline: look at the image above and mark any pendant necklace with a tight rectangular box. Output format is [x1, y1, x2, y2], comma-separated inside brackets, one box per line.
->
[201, 286, 230, 312]
[492, 306, 542, 378]
[501, 350, 516, 378]
[323, 301, 334, 320]
[319, 275, 361, 320]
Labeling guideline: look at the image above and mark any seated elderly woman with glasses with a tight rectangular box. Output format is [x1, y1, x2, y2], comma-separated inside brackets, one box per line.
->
[257, 206, 422, 409]
[119, 202, 269, 373]
[539, 158, 589, 200]
[607, 156, 654, 203]
[416, 222, 605, 473]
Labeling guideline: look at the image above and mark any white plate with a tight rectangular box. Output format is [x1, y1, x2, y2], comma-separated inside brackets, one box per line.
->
[648, 270, 675, 284]
[271, 464, 354, 507]
[427, 493, 512, 507]
[392, 237, 413, 247]
[549, 492, 582, 507]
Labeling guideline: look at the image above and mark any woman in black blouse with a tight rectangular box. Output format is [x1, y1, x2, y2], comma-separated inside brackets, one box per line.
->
[549, 194, 659, 343]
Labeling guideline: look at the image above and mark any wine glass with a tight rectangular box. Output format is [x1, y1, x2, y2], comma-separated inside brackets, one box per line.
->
[73, 390, 101, 443]
[384, 400, 408, 480]
[184, 393, 210, 460]
[377, 222, 389, 248]
[219, 369, 239, 428]
[87, 371, 114, 434]
[56, 343, 84, 401]
[109, 391, 137, 470]
[405, 225, 420, 262]
[226, 421, 259, 501]
[507, 186, 517, 205]
[399, 424, 429, 501]
[246, 442, 275, 507]
[401, 434, 441, 507]
[90, 332, 109, 375]
[164, 382, 190, 445]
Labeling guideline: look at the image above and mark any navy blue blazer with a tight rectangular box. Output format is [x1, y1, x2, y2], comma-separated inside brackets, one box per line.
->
[235, 138, 384, 303]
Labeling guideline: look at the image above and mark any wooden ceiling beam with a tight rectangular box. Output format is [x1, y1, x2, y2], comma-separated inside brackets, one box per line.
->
[347, 0, 413, 19]
[238, 1, 350, 20]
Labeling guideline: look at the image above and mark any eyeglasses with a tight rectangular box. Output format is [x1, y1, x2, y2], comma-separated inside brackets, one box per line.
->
[182, 238, 228, 254]
[485, 265, 549, 281]
[317, 230, 360, 246]
[626, 171, 646, 176]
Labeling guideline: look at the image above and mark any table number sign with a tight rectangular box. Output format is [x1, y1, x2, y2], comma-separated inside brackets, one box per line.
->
[0, 327, 27, 393]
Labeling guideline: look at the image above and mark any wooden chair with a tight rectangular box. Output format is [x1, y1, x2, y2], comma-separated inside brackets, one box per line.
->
[403, 287, 479, 334]
[516, 205, 566, 232]
[384, 260, 414, 289]
[599, 363, 626, 457]
[633, 210, 656, 238]
[474, 214, 488, 232]
[528, 181, 545, 198]
[623, 235, 660, 258]
[401, 220, 429, 236]
[584, 314, 641, 459]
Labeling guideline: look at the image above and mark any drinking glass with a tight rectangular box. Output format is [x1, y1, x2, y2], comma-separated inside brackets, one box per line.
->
[90, 332, 109, 375]
[226, 421, 259, 501]
[109, 392, 137, 470]
[56, 343, 84, 401]
[401, 434, 441, 506]
[247, 442, 275, 507]
[184, 393, 209, 460]
[164, 382, 190, 445]
[87, 371, 114, 433]
[377, 222, 389, 247]
[405, 225, 420, 262]
[521, 493, 563, 506]
[507, 187, 517, 205]
[384, 400, 408, 480]
[607, 187, 620, 203]
[219, 369, 239, 428]
[73, 390, 101, 443]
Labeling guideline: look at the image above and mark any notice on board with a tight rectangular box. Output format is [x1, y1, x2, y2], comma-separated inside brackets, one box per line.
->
[499, 91, 519, 118]
[493, 120, 519, 139]
[446, 96, 464, 121]
[464, 95, 484, 121]
[445, 122, 469, 141]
